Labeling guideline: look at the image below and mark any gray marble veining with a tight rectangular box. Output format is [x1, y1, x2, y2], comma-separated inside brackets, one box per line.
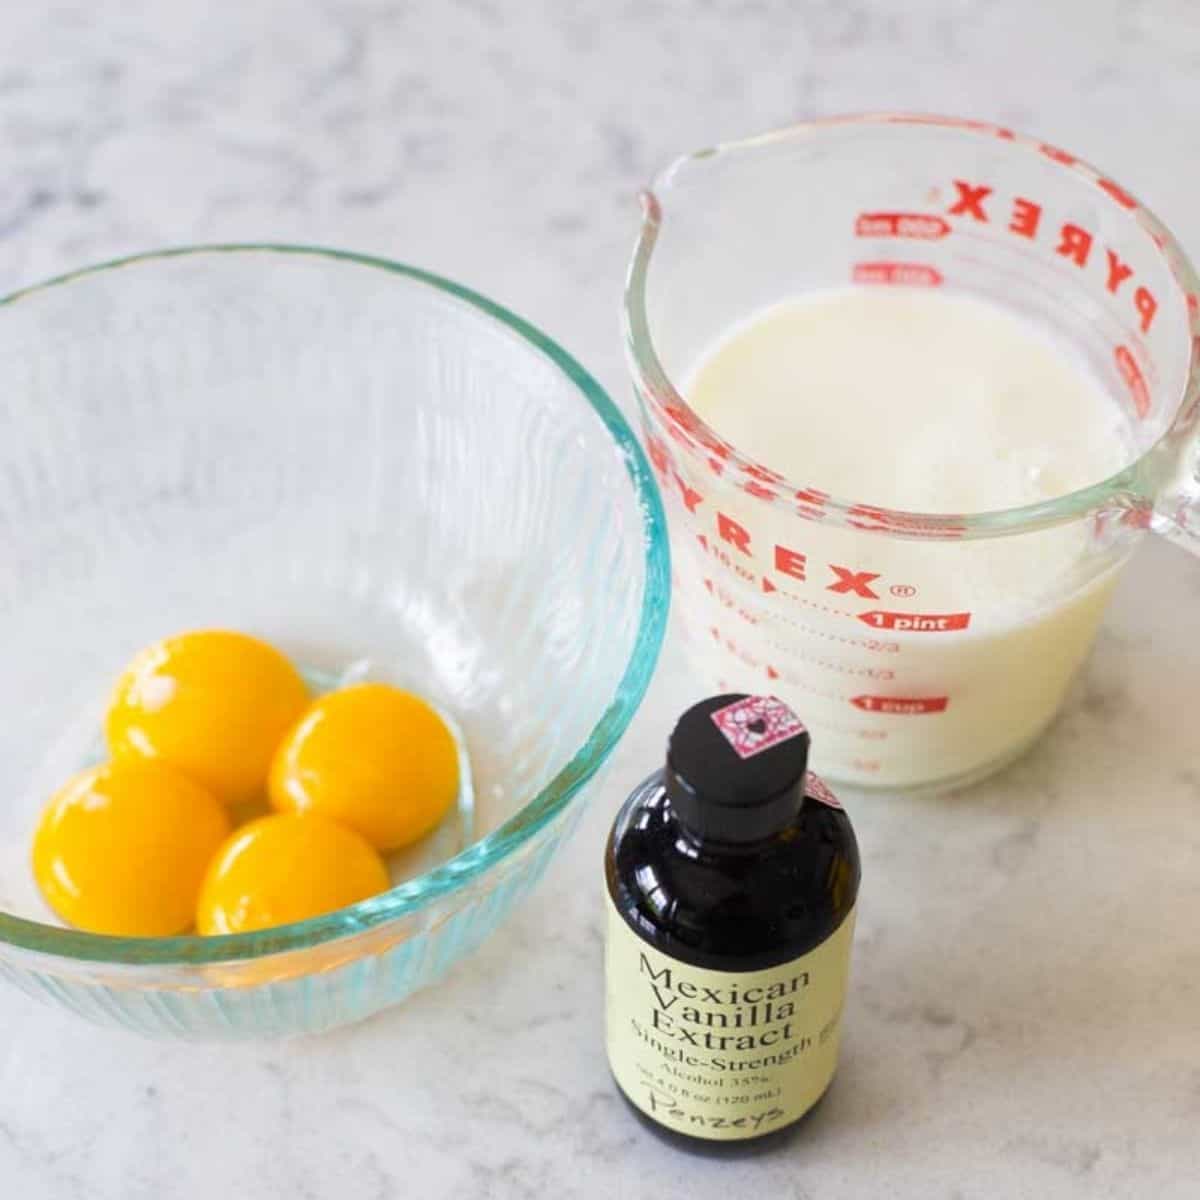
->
[3, 1, 1200, 1196]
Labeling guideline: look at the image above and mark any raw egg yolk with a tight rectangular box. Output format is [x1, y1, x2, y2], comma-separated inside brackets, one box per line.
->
[106, 630, 309, 806]
[269, 682, 459, 850]
[195, 812, 389, 935]
[33, 760, 230, 936]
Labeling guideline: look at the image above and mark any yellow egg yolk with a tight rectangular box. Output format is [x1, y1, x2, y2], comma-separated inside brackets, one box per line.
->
[195, 812, 389, 935]
[106, 630, 309, 806]
[33, 760, 230, 937]
[269, 683, 459, 850]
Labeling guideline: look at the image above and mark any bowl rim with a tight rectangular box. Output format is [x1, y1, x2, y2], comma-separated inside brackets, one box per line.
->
[0, 243, 671, 967]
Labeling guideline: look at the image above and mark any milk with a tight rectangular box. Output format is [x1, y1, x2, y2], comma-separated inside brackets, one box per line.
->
[674, 288, 1135, 789]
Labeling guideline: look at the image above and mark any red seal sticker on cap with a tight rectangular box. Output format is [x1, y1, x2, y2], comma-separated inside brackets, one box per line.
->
[710, 695, 806, 760]
[805, 771, 843, 809]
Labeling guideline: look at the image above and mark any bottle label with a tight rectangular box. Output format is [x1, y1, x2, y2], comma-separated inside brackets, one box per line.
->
[805, 770, 843, 809]
[709, 694, 806, 759]
[605, 897, 856, 1141]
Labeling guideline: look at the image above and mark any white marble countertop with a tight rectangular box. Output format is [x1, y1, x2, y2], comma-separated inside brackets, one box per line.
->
[4, 2, 1200, 1196]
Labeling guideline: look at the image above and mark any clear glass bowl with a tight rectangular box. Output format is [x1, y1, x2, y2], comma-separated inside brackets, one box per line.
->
[0, 245, 669, 1038]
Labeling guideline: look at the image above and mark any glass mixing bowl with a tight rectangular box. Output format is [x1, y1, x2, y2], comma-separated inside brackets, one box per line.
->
[0, 246, 669, 1038]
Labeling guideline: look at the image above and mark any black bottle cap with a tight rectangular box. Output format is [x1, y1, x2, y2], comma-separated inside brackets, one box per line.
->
[665, 694, 811, 843]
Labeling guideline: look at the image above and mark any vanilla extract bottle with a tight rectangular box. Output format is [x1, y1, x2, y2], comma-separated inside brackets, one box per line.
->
[604, 694, 860, 1152]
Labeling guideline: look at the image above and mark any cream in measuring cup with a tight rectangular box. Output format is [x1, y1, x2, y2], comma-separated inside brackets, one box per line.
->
[686, 288, 1130, 514]
[677, 288, 1132, 788]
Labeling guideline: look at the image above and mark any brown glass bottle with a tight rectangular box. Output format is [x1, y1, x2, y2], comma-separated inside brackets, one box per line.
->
[604, 694, 860, 1154]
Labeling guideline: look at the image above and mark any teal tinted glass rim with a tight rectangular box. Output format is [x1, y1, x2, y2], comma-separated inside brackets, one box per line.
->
[0, 243, 671, 965]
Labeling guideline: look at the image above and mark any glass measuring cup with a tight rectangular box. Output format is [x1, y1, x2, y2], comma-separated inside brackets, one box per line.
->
[625, 114, 1200, 793]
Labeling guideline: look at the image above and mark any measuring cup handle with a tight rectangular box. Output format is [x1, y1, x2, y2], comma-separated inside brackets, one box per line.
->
[1152, 434, 1200, 555]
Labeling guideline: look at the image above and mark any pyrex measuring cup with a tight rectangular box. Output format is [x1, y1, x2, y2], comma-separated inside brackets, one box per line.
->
[625, 114, 1200, 793]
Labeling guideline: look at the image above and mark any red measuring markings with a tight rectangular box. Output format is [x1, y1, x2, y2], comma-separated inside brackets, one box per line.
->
[820, 723, 890, 741]
[793, 487, 830, 523]
[697, 534, 757, 584]
[845, 504, 967, 539]
[762, 668, 846, 704]
[1039, 142, 1077, 166]
[709, 627, 761, 669]
[859, 609, 971, 632]
[760, 575, 857, 619]
[853, 261, 943, 288]
[1097, 177, 1137, 210]
[855, 212, 951, 240]
[674, 471, 703, 513]
[761, 604, 901, 654]
[762, 640, 895, 681]
[706, 578, 760, 626]
[881, 114, 1015, 139]
[644, 435, 668, 479]
[852, 695, 949, 714]
[1114, 345, 1151, 419]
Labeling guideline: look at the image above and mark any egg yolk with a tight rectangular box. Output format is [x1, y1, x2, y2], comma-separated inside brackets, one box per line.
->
[33, 760, 230, 937]
[195, 812, 389, 935]
[269, 682, 459, 850]
[106, 630, 309, 806]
